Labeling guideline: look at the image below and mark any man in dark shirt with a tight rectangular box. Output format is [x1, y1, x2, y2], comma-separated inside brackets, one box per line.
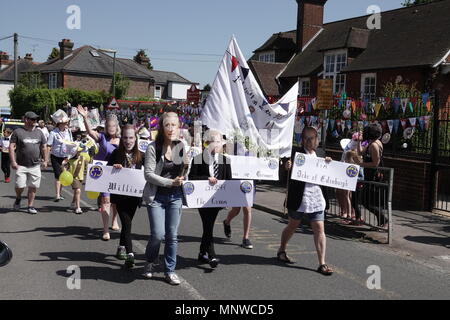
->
[9, 112, 48, 214]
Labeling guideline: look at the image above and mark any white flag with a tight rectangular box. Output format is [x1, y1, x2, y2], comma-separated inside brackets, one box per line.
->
[201, 36, 298, 158]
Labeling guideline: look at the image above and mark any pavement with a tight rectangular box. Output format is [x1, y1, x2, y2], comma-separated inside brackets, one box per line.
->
[0, 168, 449, 300]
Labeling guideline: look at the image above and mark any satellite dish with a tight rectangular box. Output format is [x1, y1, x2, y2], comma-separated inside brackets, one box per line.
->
[381, 133, 391, 144]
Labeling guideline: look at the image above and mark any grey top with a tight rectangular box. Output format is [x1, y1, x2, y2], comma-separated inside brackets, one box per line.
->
[10, 127, 46, 167]
[142, 140, 188, 205]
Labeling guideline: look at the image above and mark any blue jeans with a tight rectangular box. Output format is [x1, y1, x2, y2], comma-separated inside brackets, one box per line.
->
[145, 190, 183, 275]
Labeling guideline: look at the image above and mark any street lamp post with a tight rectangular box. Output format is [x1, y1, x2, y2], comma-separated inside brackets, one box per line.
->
[98, 48, 117, 97]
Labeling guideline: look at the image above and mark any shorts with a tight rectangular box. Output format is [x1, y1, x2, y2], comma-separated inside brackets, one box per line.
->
[50, 154, 65, 179]
[288, 210, 325, 222]
[72, 179, 82, 190]
[15, 165, 42, 189]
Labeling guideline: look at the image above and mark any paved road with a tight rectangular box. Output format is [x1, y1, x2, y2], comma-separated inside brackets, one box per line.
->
[0, 169, 449, 300]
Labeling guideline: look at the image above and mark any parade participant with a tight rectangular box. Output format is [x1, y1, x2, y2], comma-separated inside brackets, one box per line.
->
[223, 206, 253, 249]
[0, 128, 12, 183]
[9, 111, 48, 214]
[62, 146, 89, 215]
[189, 130, 232, 268]
[37, 120, 50, 141]
[107, 125, 145, 268]
[142, 112, 187, 285]
[277, 126, 333, 276]
[47, 110, 73, 202]
[77, 105, 120, 241]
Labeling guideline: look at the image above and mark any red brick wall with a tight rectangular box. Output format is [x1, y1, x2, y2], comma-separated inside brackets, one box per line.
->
[327, 149, 432, 210]
[63, 73, 154, 98]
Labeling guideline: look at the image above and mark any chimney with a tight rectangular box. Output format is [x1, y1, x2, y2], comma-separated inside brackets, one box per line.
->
[24, 53, 33, 62]
[0, 51, 10, 69]
[296, 0, 327, 52]
[58, 39, 74, 59]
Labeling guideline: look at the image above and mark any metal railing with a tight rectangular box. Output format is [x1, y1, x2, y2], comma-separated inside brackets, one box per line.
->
[325, 167, 394, 244]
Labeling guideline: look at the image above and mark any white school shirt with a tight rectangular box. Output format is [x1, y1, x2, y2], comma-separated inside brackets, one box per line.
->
[297, 150, 326, 213]
[0, 137, 10, 153]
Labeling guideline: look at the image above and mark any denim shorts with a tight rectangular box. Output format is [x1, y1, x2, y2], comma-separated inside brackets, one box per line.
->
[288, 210, 325, 222]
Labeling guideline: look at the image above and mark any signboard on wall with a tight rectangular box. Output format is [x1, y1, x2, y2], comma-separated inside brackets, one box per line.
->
[316, 79, 334, 110]
[187, 84, 200, 104]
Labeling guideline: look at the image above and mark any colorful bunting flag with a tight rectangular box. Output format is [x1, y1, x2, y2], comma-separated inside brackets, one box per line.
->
[387, 120, 394, 134]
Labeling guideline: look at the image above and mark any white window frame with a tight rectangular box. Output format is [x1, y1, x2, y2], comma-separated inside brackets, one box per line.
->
[49, 73, 58, 89]
[323, 49, 347, 95]
[154, 85, 162, 99]
[299, 77, 311, 97]
[361, 73, 377, 102]
[259, 51, 275, 63]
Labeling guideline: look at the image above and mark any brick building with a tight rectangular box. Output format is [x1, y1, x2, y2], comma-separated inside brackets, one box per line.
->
[251, 0, 450, 211]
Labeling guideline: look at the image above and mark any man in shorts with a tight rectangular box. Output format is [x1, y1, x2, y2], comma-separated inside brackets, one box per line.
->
[9, 111, 48, 214]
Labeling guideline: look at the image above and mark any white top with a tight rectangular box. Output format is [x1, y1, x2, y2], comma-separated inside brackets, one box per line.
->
[0, 137, 10, 153]
[297, 150, 326, 213]
[47, 128, 73, 158]
[38, 127, 50, 141]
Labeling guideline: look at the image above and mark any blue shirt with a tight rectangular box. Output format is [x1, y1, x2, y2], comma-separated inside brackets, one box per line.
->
[47, 128, 73, 158]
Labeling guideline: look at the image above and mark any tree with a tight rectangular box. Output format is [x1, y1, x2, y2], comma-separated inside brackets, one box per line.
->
[47, 47, 60, 61]
[203, 84, 211, 91]
[402, 0, 440, 6]
[113, 72, 130, 99]
[18, 72, 46, 89]
[133, 49, 153, 70]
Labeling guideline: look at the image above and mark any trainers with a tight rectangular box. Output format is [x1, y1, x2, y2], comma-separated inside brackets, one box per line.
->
[116, 246, 127, 260]
[143, 262, 158, 279]
[124, 253, 135, 268]
[223, 220, 231, 238]
[165, 273, 181, 286]
[242, 239, 253, 249]
[74, 208, 83, 215]
[198, 253, 209, 264]
[5, 177, 11, 183]
[28, 207, 38, 215]
[54, 196, 64, 202]
[13, 198, 21, 210]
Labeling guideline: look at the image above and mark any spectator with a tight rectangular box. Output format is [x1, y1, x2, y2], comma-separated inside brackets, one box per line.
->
[9, 111, 48, 214]
[37, 120, 50, 141]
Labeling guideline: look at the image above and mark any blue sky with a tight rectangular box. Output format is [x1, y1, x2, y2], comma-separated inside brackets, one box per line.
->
[0, 0, 404, 87]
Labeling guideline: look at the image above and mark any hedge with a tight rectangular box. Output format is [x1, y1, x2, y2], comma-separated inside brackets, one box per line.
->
[8, 86, 111, 119]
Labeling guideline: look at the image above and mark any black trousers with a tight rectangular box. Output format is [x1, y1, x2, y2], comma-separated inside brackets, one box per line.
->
[198, 208, 221, 259]
[1, 152, 10, 178]
[115, 197, 140, 254]
[351, 189, 362, 220]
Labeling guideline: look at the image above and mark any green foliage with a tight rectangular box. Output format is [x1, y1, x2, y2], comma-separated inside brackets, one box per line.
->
[203, 84, 211, 91]
[8, 87, 110, 119]
[113, 72, 130, 99]
[47, 47, 60, 61]
[18, 72, 46, 89]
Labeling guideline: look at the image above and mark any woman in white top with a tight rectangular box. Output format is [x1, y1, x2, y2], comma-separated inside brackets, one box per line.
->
[47, 111, 73, 202]
[277, 126, 333, 276]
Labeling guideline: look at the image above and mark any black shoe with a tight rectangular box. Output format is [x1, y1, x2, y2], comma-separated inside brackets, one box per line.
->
[242, 239, 253, 249]
[209, 258, 219, 269]
[223, 220, 231, 238]
[198, 253, 209, 264]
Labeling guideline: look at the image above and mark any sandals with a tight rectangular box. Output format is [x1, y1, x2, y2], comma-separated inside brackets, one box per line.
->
[277, 251, 295, 264]
[317, 264, 333, 276]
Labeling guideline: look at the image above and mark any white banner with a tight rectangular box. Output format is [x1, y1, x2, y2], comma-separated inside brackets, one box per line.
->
[85, 164, 146, 197]
[201, 36, 298, 158]
[183, 180, 254, 208]
[291, 153, 360, 191]
[228, 155, 279, 180]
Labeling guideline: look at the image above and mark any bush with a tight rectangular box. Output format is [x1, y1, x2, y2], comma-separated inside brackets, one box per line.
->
[8, 87, 110, 119]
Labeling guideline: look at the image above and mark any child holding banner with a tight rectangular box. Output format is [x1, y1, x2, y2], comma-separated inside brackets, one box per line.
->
[277, 126, 333, 276]
[189, 129, 232, 269]
[107, 125, 145, 269]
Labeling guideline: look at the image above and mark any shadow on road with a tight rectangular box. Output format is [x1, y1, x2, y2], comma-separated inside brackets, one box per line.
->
[404, 236, 450, 248]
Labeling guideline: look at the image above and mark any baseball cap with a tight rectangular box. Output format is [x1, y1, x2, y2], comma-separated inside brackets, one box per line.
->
[24, 111, 39, 120]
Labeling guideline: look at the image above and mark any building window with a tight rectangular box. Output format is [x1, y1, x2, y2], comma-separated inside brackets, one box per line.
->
[361, 73, 377, 102]
[323, 50, 347, 95]
[154, 86, 162, 99]
[49, 73, 58, 89]
[259, 51, 275, 63]
[299, 78, 310, 97]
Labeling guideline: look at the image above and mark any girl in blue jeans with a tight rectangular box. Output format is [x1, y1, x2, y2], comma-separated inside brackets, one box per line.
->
[142, 112, 188, 286]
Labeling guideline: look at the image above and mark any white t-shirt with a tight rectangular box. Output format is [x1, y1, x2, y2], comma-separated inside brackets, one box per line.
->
[0, 136, 11, 153]
[38, 127, 50, 141]
[297, 150, 326, 213]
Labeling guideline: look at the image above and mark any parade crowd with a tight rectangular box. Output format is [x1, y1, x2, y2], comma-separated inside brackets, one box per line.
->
[0, 106, 386, 285]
